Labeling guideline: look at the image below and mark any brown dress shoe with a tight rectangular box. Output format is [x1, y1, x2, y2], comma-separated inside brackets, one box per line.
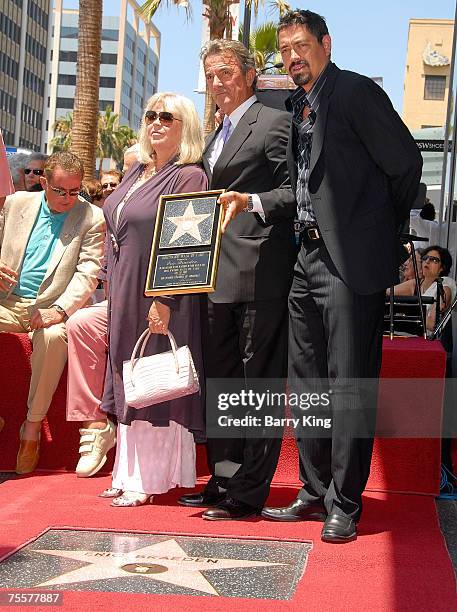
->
[0, 416, 4, 433]
[16, 432, 41, 475]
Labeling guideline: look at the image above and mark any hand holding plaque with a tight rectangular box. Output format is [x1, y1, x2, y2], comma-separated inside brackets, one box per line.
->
[145, 189, 224, 296]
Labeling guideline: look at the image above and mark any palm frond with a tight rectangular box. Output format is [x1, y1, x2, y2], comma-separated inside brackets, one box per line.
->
[140, 0, 191, 21]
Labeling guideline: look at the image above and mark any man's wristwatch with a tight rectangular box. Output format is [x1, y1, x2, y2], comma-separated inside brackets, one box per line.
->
[51, 304, 68, 321]
[243, 194, 254, 212]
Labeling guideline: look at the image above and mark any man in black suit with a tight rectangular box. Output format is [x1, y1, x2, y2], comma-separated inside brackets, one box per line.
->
[261, 10, 423, 542]
[178, 39, 296, 520]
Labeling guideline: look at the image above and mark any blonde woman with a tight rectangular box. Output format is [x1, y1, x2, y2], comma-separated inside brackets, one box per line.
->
[100, 93, 207, 506]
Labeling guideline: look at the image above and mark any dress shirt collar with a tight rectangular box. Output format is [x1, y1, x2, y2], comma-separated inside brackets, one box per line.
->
[286, 61, 332, 122]
[225, 95, 257, 130]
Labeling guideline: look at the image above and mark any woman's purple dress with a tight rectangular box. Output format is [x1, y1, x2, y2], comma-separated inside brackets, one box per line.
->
[101, 161, 208, 442]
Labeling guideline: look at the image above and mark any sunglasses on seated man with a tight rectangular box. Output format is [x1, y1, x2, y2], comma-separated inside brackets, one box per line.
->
[144, 110, 182, 125]
[48, 184, 80, 197]
[24, 168, 44, 176]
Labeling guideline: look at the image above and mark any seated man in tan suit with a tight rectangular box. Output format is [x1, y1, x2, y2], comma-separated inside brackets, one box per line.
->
[0, 151, 105, 474]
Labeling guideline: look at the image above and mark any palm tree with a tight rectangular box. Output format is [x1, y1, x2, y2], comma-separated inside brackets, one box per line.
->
[98, 106, 137, 170]
[70, 0, 103, 179]
[239, 21, 280, 71]
[49, 113, 73, 153]
[50, 107, 137, 171]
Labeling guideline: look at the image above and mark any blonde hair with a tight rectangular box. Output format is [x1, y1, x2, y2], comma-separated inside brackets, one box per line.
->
[138, 92, 204, 165]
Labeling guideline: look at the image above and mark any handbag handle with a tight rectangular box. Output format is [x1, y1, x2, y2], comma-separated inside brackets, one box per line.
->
[129, 329, 180, 384]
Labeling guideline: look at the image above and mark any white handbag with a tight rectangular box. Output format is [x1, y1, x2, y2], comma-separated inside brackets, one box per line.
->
[123, 329, 200, 409]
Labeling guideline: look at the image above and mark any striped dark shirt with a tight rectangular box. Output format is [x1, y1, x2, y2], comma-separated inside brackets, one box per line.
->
[286, 61, 332, 228]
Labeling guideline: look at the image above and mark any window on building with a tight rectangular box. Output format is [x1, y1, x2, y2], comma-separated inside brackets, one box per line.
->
[24, 69, 45, 96]
[424, 75, 446, 101]
[28, 0, 49, 30]
[100, 76, 116, 88]
[126, 35, 135, 52]
[56, 97, 75, 109]
[122, 82, 132, 98]
[138, 48, 146, 65]
[101, 29, 119, 41]
[101, 53, 118, 65]
[124, 58, 134, 75]
[58, 74, 76, 86]
[121, 103, 131, 121]
[0, 90, 17, 115]
[136, 69, 144, 87]
[99, 100, 114, 111]
[60, 26, 79, 39]
[59, 50, 77, 62]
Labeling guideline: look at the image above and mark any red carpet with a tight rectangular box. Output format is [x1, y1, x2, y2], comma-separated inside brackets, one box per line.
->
[0, 473, 456, 611]
[0, 334, 447, 495]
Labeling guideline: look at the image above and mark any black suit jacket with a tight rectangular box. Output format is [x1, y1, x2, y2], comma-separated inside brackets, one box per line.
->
[203, 101, 296, 303]
[287, 63, 423, 295]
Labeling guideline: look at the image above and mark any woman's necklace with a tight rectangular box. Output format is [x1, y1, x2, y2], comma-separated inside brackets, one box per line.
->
[141, 163, 157, 181]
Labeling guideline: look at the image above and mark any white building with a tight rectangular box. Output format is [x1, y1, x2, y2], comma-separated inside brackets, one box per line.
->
[47, 0, 160, 153]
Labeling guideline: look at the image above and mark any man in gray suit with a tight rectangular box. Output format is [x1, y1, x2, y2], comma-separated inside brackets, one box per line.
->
[179, 39, 297, 520]
[0, 151, 105, 474]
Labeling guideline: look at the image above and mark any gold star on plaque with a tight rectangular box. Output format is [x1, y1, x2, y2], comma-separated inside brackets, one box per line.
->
[168, 201, 211, 244]
[32, 538, 287, 596]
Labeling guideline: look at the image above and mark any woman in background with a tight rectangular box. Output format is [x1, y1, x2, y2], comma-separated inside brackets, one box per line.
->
[392, 245, 455, 333]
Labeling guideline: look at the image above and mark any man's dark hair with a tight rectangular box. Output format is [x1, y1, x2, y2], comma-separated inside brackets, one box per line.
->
[278, 9, 329, 43]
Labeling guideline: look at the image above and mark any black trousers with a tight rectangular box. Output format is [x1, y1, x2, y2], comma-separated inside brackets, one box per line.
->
[201, 296, 288, 509]
[288, 238, 385, 520]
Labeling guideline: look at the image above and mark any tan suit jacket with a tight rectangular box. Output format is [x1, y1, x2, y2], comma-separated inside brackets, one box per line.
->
[0, 191, 105, 316]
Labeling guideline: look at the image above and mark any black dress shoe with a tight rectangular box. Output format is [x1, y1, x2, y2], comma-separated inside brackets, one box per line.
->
[321, 513, 357, 543]
[178, 490, 226, 508]
[261, 499, 326, 522]
[202, 497, 258, 520]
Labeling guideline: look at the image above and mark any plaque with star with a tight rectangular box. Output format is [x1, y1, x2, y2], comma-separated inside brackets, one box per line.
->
[145, 189, 225, 296]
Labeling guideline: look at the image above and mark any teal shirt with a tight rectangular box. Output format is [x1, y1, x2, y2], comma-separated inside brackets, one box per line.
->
[14, 194, 69, 299]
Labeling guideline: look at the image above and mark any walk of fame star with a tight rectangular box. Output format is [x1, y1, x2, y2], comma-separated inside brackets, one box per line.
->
[32, 538, 287, 596]
[167, 201, 211, 244]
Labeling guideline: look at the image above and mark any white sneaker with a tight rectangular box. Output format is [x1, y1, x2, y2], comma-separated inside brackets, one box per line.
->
[76, 420, 116, 477]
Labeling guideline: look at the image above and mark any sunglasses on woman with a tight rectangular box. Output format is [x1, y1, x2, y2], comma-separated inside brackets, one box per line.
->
[144, 110, 182, 126]
[24, 168, 44, 176]
[102, 182, 119, 189]
[421, 255, 441, 264]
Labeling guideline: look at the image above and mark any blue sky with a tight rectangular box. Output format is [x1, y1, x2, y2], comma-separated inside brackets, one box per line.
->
[62, 0, 456, 117]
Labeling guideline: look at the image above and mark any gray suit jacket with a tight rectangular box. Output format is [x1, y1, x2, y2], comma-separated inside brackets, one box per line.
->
[0, 191, 105, 316]
[203, 101, 297, 303]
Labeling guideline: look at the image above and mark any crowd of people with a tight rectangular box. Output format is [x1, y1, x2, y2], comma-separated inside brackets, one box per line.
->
[1, 9, 452, 542]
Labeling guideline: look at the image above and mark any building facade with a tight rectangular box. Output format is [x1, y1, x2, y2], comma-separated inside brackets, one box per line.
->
[0, 0, 51, 151]
[47, 0, 160, 153]
[403, 18, 454, 131]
